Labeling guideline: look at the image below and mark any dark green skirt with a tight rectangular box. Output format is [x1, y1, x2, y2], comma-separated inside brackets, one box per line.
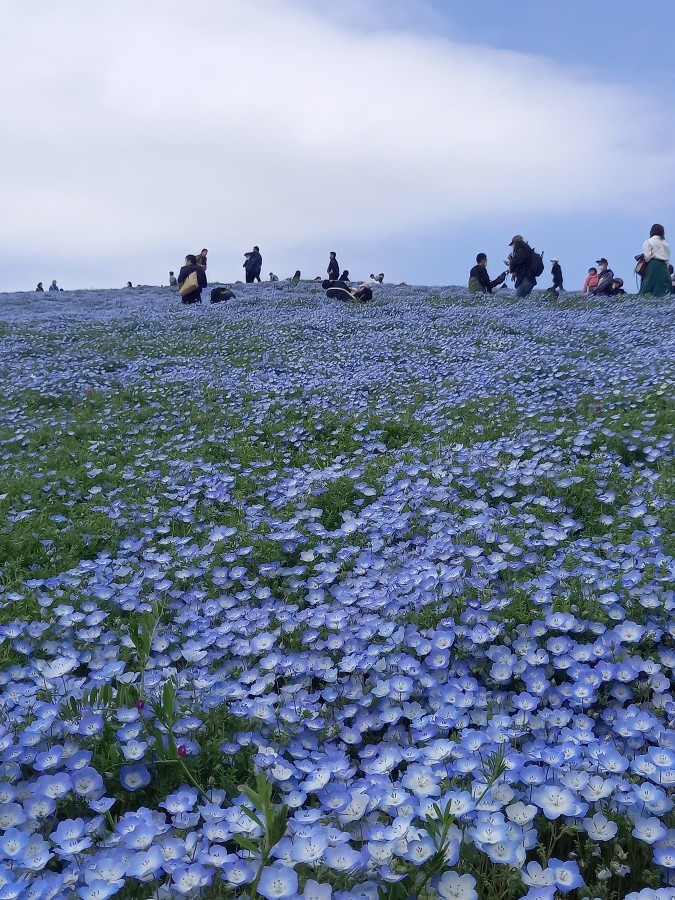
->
[640, 258, 671, 296]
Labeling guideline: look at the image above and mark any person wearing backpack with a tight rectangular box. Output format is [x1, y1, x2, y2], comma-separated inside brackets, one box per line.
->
[508, 235, 541, 297]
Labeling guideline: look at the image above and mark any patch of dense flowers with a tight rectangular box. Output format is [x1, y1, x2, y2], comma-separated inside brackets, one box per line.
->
[0, 283, 673, 898]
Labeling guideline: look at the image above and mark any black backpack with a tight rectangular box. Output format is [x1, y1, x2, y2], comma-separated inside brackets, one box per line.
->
[530, 247, 545, 277]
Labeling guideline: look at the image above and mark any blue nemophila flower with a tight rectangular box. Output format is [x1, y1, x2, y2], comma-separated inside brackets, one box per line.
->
[303, 879, 333, 899]
[0, 803, 26, 830]
[221, 857, 255, 886]
[548, 858, 584, 890]
[125, 845, 165, 881]
[435, 871, 478, 900]
[119, 764, 151, 791]
[531, 784, 586, 820]
[521, 861, 556, 887]
[584, 812, 619, 841]
[632, 817, 668, 845]
[79, 880, 124, 900]
[324, 844, 363, 873]
[0, 827, 30, 860]
[257, 863, 299, 899]
[170, 863, 212, 895]
[521, 888, 557, 900]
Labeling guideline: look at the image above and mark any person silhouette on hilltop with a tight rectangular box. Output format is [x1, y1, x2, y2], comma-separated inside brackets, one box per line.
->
[243, 246, 262, 283]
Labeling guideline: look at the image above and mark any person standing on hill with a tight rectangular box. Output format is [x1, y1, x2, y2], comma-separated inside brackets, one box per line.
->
[639, 224, 671, 296]
[35, 282, 44, 292]
[327, 251, 340, 281]
[507, 235, 537, 298]
[177, 254, 207, 304]
[243, 246, 262, 283]
[550, 259, 564, 292]
[196, 248, 208, 270]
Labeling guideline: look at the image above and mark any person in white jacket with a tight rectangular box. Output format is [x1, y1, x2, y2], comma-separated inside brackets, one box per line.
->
[640, 223, 671, 296]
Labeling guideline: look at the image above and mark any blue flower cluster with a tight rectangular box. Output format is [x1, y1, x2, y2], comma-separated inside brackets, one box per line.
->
[0, 284, 673, 898]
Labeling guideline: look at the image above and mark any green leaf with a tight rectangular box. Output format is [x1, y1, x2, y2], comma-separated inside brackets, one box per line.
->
[240, 803, 263, 829]
[232, 834, 258, 853]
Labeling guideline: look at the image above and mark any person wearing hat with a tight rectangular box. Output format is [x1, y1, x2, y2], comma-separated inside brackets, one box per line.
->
[590, 258, 614, 296]
[609, 278, 626, 296]
[550, 259, 564, 292]
[507, 235, 536, 297]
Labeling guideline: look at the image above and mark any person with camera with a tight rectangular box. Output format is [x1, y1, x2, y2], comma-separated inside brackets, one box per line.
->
[638, 224, 671, 296]
[468, 253, 507, 294]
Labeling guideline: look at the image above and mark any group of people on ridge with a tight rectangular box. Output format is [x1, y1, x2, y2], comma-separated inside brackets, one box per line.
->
[168, 226, 674, 306]
[34, 280, 61, 292]
[467, 226, 673, 298]
[175, 246, 380, 304]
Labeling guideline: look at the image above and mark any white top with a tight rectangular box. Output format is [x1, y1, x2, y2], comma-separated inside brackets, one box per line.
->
[643, 235, 670, 261]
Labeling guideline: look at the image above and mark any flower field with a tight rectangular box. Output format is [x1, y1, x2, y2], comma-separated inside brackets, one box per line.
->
[0, 283, 673, 900]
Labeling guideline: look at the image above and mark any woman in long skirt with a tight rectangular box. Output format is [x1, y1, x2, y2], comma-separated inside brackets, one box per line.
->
[640, 223, 671, 296]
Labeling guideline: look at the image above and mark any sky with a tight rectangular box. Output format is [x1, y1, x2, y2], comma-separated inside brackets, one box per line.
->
[2, 0, 675, 292]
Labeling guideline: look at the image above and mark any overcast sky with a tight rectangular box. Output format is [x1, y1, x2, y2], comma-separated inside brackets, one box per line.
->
[2, 0, 675, 291]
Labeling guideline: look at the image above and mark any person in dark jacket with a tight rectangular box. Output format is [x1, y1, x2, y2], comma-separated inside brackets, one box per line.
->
[327, 252, 340, 281]
[196, 249, 208, 269]
[609, 278, 626, 296]
[468, 253, 507, 294]
[49, 280, 60, 292]
[322, 280, 373, 302]
[35, 282, 44, 292]
[507, 235, 536, 297]
[590, 258, 614, 296]
[177, 254, 208, 304]
[550, 259, 564, 291]
[353, 284, 373, 302]
[323, 279, 353, 301]
[243, 246, 262, 283]
[338, 270, 350, 283]
[210, 286, 235, 303]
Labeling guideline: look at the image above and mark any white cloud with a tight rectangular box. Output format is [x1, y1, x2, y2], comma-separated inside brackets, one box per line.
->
[1, 0, 673, 288]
